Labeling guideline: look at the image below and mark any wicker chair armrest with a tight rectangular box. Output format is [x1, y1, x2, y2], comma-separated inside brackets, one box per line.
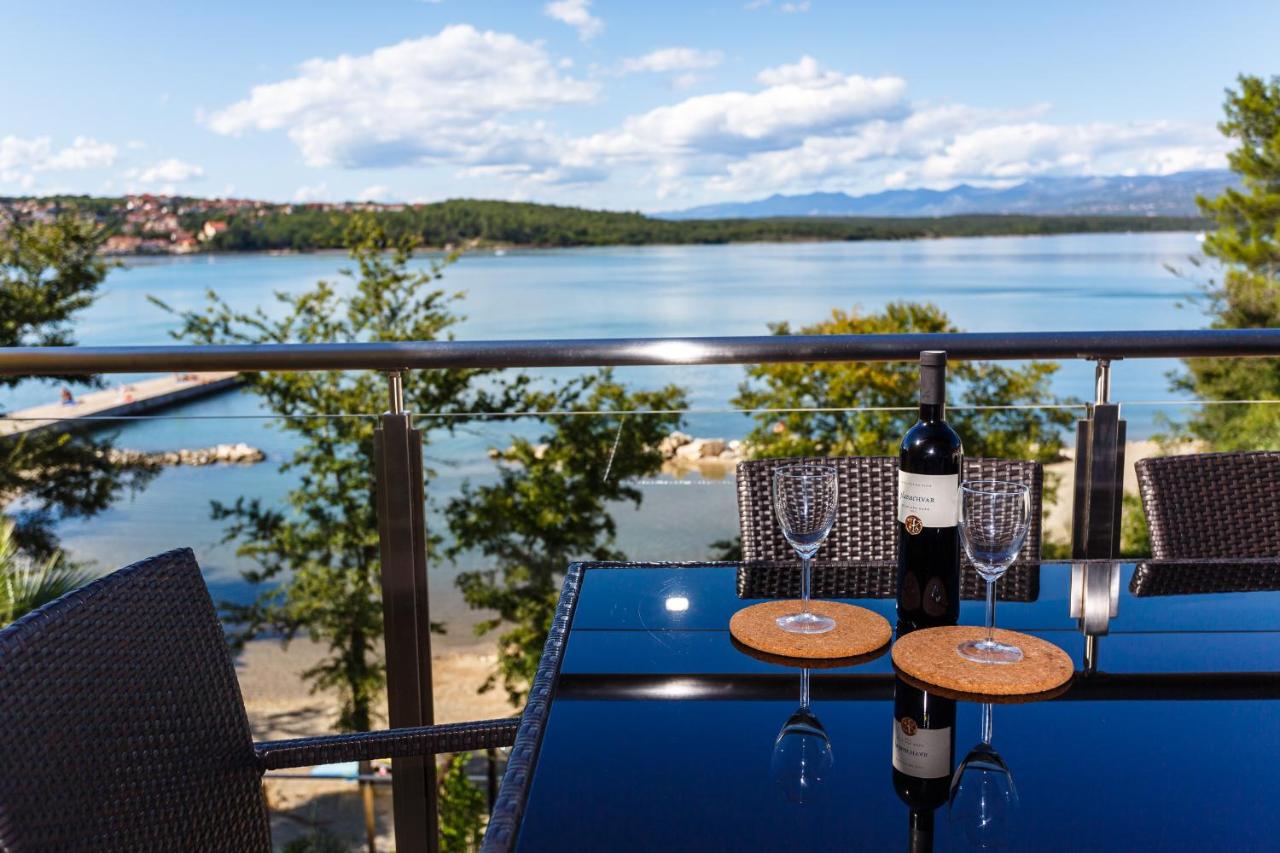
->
[255, 718, 519, 772]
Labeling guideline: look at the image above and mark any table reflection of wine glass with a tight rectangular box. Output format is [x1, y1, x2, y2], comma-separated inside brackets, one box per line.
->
[949, 703, 1018, 848]
[770, 667, 832, 804]
[772, 464, 839, 634]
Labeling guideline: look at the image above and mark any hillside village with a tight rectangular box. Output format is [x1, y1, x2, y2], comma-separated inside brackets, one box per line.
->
[0, 194, 408, 255]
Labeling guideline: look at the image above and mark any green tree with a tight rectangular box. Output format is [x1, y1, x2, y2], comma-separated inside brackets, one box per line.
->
[0, 520, 90, 626]
[1177, 75, 1280, 449]
[155, 215, 521, 732]
[733, 302, 1074, 463]
[438, 753, 486, 853]
[448, 371, 686, 705]
[0, 210, 156, 559]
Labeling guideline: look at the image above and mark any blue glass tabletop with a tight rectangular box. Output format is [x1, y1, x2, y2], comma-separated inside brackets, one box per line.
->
[508, 560, 1280, 852]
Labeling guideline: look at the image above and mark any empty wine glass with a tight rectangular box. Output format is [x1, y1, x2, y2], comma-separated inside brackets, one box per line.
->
[957, 480, 1031, 664]
[950, 703, 1019, 848]
[772, 464, 839, 634]
[770, 667, 833, 804]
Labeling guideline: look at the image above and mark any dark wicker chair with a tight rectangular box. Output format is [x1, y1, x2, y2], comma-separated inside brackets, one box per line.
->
[1136, 451, 1280, 559]
[735, 456, 1044, 601]
[0, 548, 516, 851]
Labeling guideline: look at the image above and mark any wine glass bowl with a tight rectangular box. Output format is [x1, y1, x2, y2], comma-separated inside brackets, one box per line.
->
[772, 465, 839, 634]
[949, 740, 1019, 848]
[770, 668, 832, 804]
[950, 703, 1019, 848]
[956, 480, 1031, 664]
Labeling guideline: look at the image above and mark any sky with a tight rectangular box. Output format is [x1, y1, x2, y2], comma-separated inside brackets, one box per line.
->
[0, 0, 1275, 211]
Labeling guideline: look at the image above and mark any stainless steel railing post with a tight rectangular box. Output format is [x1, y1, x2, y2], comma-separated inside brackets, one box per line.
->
[1071, 359, 1127, 559]
[375, 370, 437, 853]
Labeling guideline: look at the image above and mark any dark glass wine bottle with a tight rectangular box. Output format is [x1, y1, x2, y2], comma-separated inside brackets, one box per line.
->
[891, 674, 957, 853]
[896, 350, 963, 630]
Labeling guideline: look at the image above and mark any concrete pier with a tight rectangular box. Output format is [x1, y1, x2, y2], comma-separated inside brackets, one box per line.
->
[0, 372, 242, 437]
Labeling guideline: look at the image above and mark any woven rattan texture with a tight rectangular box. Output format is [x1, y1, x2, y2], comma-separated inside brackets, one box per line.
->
[0, 548, 271, 852]
[736, 457, 1043, 601]
[1137, 452, 1280, 559]
[735, 560, 1040, 603]
[483, 563, 583, 852]
[1129, 560, 1280, 597]
[256, 718, 518, 771]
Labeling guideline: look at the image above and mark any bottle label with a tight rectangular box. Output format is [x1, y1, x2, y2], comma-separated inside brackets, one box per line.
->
[898, 471, 958, 530]
[892, 718, 952, 779]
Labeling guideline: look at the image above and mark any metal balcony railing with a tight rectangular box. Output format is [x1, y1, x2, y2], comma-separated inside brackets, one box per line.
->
[2, 327, 1278, 853]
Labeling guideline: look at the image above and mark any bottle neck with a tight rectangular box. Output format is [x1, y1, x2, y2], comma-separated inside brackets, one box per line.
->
[908, 808, 935, 853]
[918, 401, 944, 422]
[919, 360, 946, 421]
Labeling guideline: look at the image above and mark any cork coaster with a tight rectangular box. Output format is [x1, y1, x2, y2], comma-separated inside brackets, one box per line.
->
[892, 626, 1073, 697]
[730, 635, 889, 669]
[729, 600, 891, 660]
[894, 669, 1072, 705]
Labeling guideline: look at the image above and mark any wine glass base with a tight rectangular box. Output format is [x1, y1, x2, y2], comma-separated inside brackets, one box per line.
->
[957, 638, 1023, 664]
[776, 612, 836, 634]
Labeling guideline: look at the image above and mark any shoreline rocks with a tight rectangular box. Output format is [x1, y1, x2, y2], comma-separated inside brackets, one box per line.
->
[660, 431, 747, 470]
[106, 442, 266, 467]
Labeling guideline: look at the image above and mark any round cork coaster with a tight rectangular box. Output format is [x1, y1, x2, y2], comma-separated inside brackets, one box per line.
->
[894, 668, 1073, 705]
[730, 635, 889, 669]
[729, 600, 891, 660]
[891, 626, 1074, 697]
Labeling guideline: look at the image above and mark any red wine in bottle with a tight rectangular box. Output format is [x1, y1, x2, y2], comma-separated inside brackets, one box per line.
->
[896, 350, 962, 630]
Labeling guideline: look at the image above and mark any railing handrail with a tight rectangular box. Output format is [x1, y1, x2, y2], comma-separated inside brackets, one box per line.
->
[1, 328, 1279, 374]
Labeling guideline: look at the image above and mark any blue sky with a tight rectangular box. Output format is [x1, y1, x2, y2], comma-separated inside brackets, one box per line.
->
[1, 0, 1274, 210]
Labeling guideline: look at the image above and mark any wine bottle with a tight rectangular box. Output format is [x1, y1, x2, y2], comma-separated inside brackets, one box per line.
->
[891, 674, 956, 853]
[896, 350, 962, 630]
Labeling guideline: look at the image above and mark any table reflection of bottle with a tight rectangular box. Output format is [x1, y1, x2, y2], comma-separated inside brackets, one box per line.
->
[892, 674, 956, 853]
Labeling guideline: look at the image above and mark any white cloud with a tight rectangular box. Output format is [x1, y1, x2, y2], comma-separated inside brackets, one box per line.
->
[579, 62, 907, 159]
[43, 137, 119, 170]
[780, 0, 810, 11]
[0, 135, 118, 186]
[744, 0, 770, 9]
[293, 182, 329, 202]
[207, 25, 597, 176]
[357, 184, 393, 201]
[125, 158, 205, 184]
[203, 38, 1227, 206]
[621, 48, 723, 74]
[543, 0, 603, 40]
[756, 56, 836, 86]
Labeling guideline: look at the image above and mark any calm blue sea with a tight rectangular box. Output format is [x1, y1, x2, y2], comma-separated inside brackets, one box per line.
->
[4, 233, 1211, 639]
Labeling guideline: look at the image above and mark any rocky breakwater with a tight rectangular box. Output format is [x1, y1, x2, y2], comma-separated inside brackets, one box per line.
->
[658, 432, 747, 474]
[106, 442, 267, 467]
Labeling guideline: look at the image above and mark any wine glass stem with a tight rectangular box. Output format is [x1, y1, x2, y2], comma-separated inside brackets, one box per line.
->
[801, 555, 811, 614]
[800, 667, 810, 710]
[981, 702, 993, 746]
[984, 576, 996, 645]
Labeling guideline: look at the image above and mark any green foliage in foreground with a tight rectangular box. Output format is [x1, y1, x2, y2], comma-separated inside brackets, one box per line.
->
[438, 753, 487, 853]
[0, 520, 90, 626]
[449, 371, 686, 705]
[734, 302, 1075, 465]
[209, 201, 1203, 252]
[154, 215, 525, 732]
[1177, 75, 1280, 450]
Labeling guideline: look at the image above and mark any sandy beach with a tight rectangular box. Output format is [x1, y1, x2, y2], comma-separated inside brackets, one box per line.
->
[236, 636, 514, 849]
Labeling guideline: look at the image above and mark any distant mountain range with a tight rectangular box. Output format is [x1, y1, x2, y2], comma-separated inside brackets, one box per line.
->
[661, 170, 1235, 219]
